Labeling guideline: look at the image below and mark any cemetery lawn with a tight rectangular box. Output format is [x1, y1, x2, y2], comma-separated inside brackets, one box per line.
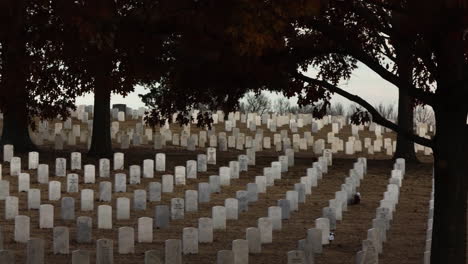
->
[0, 121, 434, 263]
[0, 150, 432, 263]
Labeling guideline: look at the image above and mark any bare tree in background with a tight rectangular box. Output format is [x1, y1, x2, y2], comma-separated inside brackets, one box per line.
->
[414, 105, 435, 124]
[328, 102, 345, 116]
[239, 92, 271, 115]
[375, 103, 397, 121]
[273, 97, 291, 114]
[297, 105, 314, 114]
[347, 104, 358, 118]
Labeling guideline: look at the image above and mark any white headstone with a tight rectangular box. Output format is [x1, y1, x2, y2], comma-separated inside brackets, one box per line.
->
[212, 206, 226, 230]
[97, 205, 112, 229]
[138, 217, 153, 243]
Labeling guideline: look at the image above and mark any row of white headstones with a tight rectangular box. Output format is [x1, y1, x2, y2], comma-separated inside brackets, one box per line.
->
[34, 119, 433, 162]
[0, 145, 352, 263]
[424, 178, 434, 264]
[0, 145, 424, 262]
[0, 145, 293, 232]
[354, 158, 405, 263]
[32, 110, 433, 156]
[285, 157, 368, 264]
[1, 154, 408, 263]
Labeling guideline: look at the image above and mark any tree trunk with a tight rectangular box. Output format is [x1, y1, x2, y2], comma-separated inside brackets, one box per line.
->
[430, 29, 467, 264]
[87, 59, 113, 158]
[0, 99, 36, 153]
[431, 108, 467, 264]
[0, 5, 36, 153]
[0, 55, 36, 153]
[393, 37, 418, 162]
[393, 89, 418, 162]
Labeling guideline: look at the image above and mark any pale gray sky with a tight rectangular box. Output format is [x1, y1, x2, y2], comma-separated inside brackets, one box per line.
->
[76, 63, 398, 110]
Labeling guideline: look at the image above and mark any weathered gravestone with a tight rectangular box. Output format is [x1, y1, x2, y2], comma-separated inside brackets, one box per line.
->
[232, 239, 249, 264]
[99, 159, 110, 178]
[197, 154, 207, 172]
[118, 227, 135, 254]
[155, 205, 170, 229]
[162, 175, 174, 193]
[84, 165, 95, 183]
[236, 191, 248, 213]
[67, 174, 79, 193]
[297, 239, 314, 264]
[144, 250, 163, 264]
[5, 196, 19, 220]
[209, 176, 221, 193]
[129, 165, 141, 184]
[225, 198, 239, 220]
[217, 250, 234, 264]
[171, 198, 185, 220]
[37, 164, 49, 184]
[212, 206, 226, 230]
[27, 238, 44, 264]
[258, 217, 273, 244]
[27, 189, 40, 210]
[39, 204, 54, 228]
[306, 228, 322, 253]
[185, 190, 198, 212]
[76, 216, 92, 243]
[149, 182, 162, 202]
[287, 250, 305, 264]
[322, 207, 337, 230]
[0, 180, 9, 200]
[14, 215, 30, 243]
[138, 217, 153, 243]
[96, 239, 113, 264]
[98, 205, 112, 229]
[198, 218, 213, 243]
[28, 152, 39, 170]
[55, 158, 66, 177]
[72, 250, 90, 264]
[114, 173, 126, 193]
[198, 183, 210, 203]
[53, 226, 70, 254]
[99, 182, 112, 202]
[116, 198, 130, 220]
[268, 206, 282, 231]
[315, 218, 330, 245]
[182, 227, 198, 254]
[143, 159, 155, 178]
[61, 197, 75, 220]
[134, 190, 147, 211]
[165, 239, 182, 264]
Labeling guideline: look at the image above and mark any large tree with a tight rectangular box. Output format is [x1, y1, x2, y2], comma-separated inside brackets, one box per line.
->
[0, 0, 84, 153]
[289, 0, 427, 162]
[55, 0, 175, 157]
[141, 0, 309, 126]
[289, 1, 467, 263]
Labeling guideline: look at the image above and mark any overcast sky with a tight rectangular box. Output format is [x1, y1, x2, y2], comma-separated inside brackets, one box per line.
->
[76, 62, 398, 110]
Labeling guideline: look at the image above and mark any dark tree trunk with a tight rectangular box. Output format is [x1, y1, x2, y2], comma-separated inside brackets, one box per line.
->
[393, 37, 418, 162]
[0, 54, 36, 153]
[0, 1, 36, 154]
[0, 99, 36, 153]
[87, 59, 113, 158]
[430, 30, 467, 264]
[431, 107, 467, 264]
[393, 89, 418, 162]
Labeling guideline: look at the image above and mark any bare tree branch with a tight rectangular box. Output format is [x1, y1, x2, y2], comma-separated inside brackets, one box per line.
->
[296, 72, 435, 148]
